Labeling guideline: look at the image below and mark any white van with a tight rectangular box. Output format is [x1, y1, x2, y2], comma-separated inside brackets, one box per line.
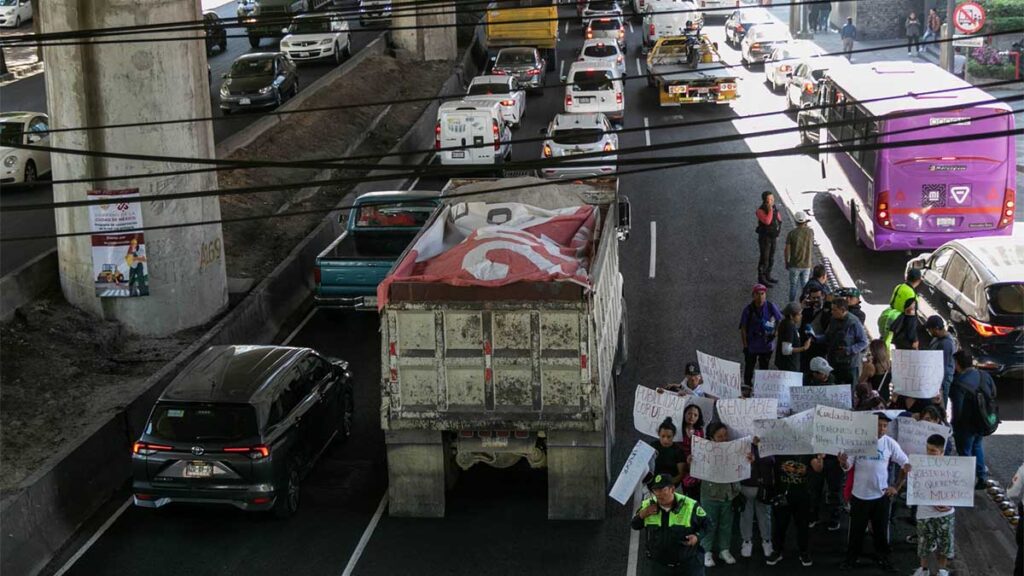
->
[564, 62, 624, 124]
[435, 100, 512, 167]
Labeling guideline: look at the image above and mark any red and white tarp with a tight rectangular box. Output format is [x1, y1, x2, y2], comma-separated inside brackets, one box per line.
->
[378, 202, 598, 307]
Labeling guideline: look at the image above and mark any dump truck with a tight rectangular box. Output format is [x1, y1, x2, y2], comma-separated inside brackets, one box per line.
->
[236, 0, 334, 48]
[377, 177, 631, 520]
[481, 0, 559, 72]
[646, 33, 738, 105]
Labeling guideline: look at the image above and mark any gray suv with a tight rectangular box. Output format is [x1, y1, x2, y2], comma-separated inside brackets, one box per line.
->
[131, 345, 353, 518]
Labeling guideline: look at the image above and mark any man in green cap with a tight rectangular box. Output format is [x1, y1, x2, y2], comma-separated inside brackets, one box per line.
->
[631, 473, 708, 575]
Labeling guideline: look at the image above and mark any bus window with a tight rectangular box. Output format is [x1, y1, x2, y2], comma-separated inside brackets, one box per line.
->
[860, 121, 879, 174]
[942, 253, 970, 293]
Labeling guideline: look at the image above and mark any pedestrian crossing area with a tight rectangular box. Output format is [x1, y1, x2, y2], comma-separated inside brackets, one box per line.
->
[97, 288, 133, 297]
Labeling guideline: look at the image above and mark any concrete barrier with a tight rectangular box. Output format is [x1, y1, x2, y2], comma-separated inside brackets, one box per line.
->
[0, 248, 57, 322]
[0, 38, 480, 576]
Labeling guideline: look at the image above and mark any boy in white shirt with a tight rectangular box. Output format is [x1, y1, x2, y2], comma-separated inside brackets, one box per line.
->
[838, 412, 911, 572]
[912, 434, 955, 576]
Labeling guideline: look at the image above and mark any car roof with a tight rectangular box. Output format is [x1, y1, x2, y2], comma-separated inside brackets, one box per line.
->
[439, 99, 502, 112]
[0, 112, 42, 122]
[948, 233, 1024, 285]
[235, 52, 281, 61]
[470, 75, 513, 84]
[160, 345, 307, 405]
[552, 112, 608, 129]
[356, 190, 442, 202]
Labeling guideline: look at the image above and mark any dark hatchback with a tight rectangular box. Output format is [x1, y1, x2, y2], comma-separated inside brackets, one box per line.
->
[908, 235, 1024, 380]
[132, 345, 353, 518]
[203, 11, 228, 56]
[219, 53, 299, 114]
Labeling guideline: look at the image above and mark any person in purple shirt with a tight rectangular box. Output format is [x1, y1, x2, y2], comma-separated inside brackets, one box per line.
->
[740, 284, 783, 393]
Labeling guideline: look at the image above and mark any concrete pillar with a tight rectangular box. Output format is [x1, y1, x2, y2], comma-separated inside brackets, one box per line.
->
[391, 0, 457, 61]
[385, 429, 447, 517]
[40, 0, 228, 336]
[547, 431, 606, 520]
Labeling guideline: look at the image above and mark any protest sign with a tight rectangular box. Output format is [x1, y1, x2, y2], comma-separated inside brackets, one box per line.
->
[811, 405, 877, 456]
[609, 440, 657, 504]
[907, 454, 976, 508]
[790, 384, 852, 414]
[690, 435, 752, 483]
[753, 409, 815, 457]
[896, 417, 952, 455]
[892, 349, 944, 399]
[633, 386, 687, 441]
[697, 351, 742, 399]
[753, 370, 802, 416]
[716, 398, 778, 439]
[682, 394, 717, 433]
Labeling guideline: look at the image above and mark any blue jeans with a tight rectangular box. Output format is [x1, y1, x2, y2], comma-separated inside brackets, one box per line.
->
[788, 267, 810, 303]
[954, 431, 986, 481]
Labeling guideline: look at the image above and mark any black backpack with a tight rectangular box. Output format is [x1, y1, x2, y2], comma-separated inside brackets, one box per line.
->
[968, 373, 1000, 436]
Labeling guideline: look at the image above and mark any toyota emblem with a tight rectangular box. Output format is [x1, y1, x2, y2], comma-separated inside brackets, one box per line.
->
[191, 446, 205, 456]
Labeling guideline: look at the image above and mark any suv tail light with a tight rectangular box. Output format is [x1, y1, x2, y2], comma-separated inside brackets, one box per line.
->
[618, 29, 625, 39]
[133, 441, 173, 455]
[649, 23, 655, 37]
[543, 143, 552, 157]
[527, 68, 541, 76]
[999, 188, 1015, 228]
[434, 121, 441, 150]
[615, 92, 623, 104]
[492, 119, 500, 151]
[501, 99, 515, 106]
[803, 81, 815, 95]
[565, 93, 573, 107]
[969, 316, 1015, 337]
[603, 142, 614, 152]
[223, 445, 270, 460]
[751, 42, 761, 51]
[586, 29, 593, 39]
[876, 190, 892, 229]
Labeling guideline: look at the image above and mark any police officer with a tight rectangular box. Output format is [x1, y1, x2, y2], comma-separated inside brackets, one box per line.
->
[631, 473, 709, 576]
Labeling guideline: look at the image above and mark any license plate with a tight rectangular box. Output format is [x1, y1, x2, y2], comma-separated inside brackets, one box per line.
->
[576, 96, 593, 103]
[696, 87, 710, 94]
[481, 436, 509, 448]
[451, 150, 465, 159]
[239, 97, 251, 105]
[668, 85, 685, 94]
[297, 52, 310, 58]
[185, 461, 213, 478]
[936, 217, 956, 227]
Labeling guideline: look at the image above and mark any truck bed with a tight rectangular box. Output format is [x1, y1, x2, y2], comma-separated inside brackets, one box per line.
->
[319, 229, 421, 261]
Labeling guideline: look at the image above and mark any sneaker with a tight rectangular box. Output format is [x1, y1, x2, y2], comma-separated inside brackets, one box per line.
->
[705, 552, 716, 568]
[799, 554, 813, 567]
[741, 540, 753, 558]
[827, 519, 841, 531]
[906, 534, 919, 544]
[720, 550, 737, 565]
[937, 570, 949, 576]
[762, 539, 774, 557]
[911, 568, 929, 576]
[766, 551, 784, 566]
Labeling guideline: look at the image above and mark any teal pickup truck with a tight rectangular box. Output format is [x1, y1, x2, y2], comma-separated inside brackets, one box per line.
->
[314, 191, 440, 309]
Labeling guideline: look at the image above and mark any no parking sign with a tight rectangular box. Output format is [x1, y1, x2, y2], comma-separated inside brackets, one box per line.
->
[952, 1, 986, 35]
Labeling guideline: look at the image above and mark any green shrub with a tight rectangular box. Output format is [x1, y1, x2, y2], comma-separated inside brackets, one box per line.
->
[966, 60, 1017, 80]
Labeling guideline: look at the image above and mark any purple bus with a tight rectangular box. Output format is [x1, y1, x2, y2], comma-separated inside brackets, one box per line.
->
[816, 62, 1016, 251]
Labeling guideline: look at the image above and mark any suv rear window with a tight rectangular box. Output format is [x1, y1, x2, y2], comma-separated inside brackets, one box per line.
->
[583, 45, 618, 58]
[468, 83, 510, 95]
[591, 19, 620, 30]
[147, 404, 258, 443]
[495, 51, 536, 66]
[988, 283, 1024, 315]
[587, 1, 618, 11]
[572, 70, 614, 91]
[552, 128, 605, 145]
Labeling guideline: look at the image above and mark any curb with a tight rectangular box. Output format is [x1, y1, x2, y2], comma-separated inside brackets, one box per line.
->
[0, 248, 58, 322]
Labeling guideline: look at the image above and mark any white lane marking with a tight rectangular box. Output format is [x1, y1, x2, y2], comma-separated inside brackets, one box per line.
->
[340, 494, 389, 576]
[648, 221, 657, 279]
[993, 421, 1024, 435]
[635, 57, 642, 75]
[643, 117, 651, 147]
[53, 498, 132, 576]
[628, 20, 634, 34]
[283, 307, 319, 345]
[564, 20, 569, 35]
[626, 487, 642, 576]
[560, 59, 566, 81]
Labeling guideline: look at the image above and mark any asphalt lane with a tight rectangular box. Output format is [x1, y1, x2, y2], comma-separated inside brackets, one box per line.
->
[0, 0, 381, 275]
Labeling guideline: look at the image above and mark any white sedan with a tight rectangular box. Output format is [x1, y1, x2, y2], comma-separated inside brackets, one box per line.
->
[279, 12, 351, 65]
[0, 0, 32, 28]
[464, 75, 526, 128]
[763, 40, 823, 92]
[1, 112, 51, 185]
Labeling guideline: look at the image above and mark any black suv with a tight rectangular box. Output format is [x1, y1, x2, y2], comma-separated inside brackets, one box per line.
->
[132, 345, 353, 518]
[907, 236, 1024, 380]
[203, 11, 228, 56]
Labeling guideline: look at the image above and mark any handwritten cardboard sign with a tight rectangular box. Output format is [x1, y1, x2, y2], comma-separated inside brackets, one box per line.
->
[690, 435, 752, 483]
[717, 398, 778, 440]
[907, 454, 976, 508]
[697, 350, 742, 399]
[896, 417, 952, 455]
[633, 385, 688, 441]
[812, 405, 877, 456]
[790, 384, 852, 414]
[682, 394, 717, 434]
[753, 370, 802, 416]
[609, 440, 657, 505]
[892, 349, 944, 399]
[754, 409, 816, 457]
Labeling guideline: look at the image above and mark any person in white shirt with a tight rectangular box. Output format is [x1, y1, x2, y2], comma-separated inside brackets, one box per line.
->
[1008, 461, 1024, 576]
[837, 412, 911, 572]
[663, 362, 706, 397]
[912, 434, 956, 576]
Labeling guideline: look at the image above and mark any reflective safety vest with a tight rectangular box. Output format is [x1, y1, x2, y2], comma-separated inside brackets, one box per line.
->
[640, 494, 702, 528]
[638, 493, 707, 565]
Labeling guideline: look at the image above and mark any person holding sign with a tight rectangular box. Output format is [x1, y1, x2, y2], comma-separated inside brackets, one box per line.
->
[631, 473, 708, 576]
[650, 418, 687, 487]
[911, 435, 956, 576]
[679, 405, 707, 500]
[740, 284, 783, 392]
[695, 423, 751, 568]
[837, 412, 911, 572]
[925, 316, 956, 405]
[775, 302, 813, 373]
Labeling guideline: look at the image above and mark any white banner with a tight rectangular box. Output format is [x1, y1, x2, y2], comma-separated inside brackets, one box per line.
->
[609, 440, 657, 505]
[633, 385, 688, 441]
[716, 398, 778, 440]
[896, 417, 952, 455]
[753, 409, 815, 457]
[891, 349, 944, 399]
[690, 435, 752, 483]
[753, 370, 802, 416]
[790, 384, 852, 414]
[907, 455, 976, 508]
[812, 405, 877, 456]
[683, 394, 717, 434]
[697, 350, 742, 399]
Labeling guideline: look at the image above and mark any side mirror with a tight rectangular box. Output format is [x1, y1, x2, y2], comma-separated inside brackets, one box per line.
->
[281, 27, 290, 34]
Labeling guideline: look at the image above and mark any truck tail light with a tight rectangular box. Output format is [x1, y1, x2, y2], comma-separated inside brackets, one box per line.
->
[586, 29, 593, 39]
[514, 430, 529, 439]
[434, 121, 441, 150]
[543, 143, 552, 157]
[492, 119, 500, 151]
[649, 23, 655, 37]
[132, 441, 173, 455]
[803, 81, 815, 94]
[751, 42, 761, 51]
[565, 93, 573, 107]
[999, 188, 1015, 228]
[615, 92, 623, 104]
[876, 190, 892, 229]
[618, 29, 625, 39]
[501, 99, 515, 106]
[969, 316, 1015, 337]
[224, 445, 270, 460]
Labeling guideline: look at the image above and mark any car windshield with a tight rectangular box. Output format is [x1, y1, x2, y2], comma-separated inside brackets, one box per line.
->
[495, 51, 536, 67]
[988, 283, 1024, 315]
[552, 127, 605, 145]
[147, 404, 259, 443]
[468, 82, 511, 95]
[230, 58, 274, 76]
[573, 70, 613, 91]
[583, 44, 618, 58]
[355, 201, 436, 228]
[0, 0, 18, 6]
[0, 122, 24, 146]
[591, 19, 620, 30]
[290, 18, 333, 34]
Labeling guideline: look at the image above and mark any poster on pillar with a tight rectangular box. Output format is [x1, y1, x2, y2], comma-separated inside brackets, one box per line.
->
[88, 189, 149, 298]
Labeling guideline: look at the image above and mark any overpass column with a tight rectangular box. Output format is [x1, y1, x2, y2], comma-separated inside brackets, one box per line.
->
[391, 0, 458, 61]
[39, 0, 228, 336]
